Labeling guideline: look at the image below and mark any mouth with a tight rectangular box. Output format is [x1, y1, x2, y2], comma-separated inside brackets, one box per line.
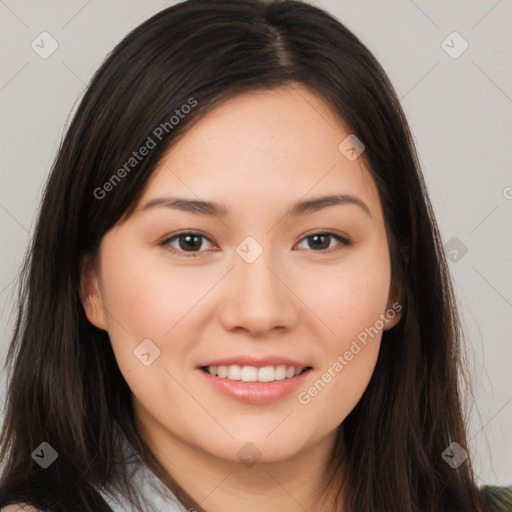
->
[200, 364, 312, 383]
[196, 356, 313, 404]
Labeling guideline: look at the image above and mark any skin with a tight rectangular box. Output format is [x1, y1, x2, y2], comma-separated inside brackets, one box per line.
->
[81, 84, 402, 512]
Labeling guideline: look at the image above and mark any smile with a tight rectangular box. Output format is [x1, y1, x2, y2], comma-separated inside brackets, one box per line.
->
[202, 364, 310, 382]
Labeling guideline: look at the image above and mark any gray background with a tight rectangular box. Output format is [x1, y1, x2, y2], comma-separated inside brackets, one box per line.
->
[1, 0, 510, 486]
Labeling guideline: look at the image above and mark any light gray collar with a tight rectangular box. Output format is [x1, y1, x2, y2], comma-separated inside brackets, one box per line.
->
[95, 430, 188, 512]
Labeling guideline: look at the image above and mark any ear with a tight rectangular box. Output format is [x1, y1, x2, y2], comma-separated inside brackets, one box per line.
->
[79, 254, 108, 331]
[384, 274, 404, 330]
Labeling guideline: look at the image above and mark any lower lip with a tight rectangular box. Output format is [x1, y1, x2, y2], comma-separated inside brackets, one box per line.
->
[198, 368, 312, 405]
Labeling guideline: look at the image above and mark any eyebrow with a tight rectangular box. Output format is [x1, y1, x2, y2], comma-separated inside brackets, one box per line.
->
[141, 194, 372, 218]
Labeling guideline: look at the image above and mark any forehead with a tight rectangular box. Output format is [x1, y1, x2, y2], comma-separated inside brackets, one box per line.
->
[139, 85, 381, 217]
[168, 85, 347, 162]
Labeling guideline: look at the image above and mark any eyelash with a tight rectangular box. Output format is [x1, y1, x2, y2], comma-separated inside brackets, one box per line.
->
[160, 231, 351, 258]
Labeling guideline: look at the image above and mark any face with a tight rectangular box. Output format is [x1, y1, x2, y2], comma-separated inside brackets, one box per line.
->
[82, 84, 401, 464]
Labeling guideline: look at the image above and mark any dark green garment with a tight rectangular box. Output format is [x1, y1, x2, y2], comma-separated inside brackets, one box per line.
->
[481, 485, 512, 511]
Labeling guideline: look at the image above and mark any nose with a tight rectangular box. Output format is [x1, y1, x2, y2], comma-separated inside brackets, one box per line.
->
[219, 250, 299, 336]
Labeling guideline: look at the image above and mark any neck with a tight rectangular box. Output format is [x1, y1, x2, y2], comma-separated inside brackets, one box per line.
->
[134, 405, 344, 512]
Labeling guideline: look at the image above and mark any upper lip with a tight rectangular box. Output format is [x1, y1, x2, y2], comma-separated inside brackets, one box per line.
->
[199, 356, 311, 369]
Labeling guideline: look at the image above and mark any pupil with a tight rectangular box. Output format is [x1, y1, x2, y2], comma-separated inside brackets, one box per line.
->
[310, 234, 329, 250]
[180, 235, 201, 251]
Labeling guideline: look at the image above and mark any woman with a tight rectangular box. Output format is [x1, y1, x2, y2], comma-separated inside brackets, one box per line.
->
[0, 0, 510, 510]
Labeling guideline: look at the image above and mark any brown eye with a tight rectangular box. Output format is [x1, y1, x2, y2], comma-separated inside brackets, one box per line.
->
[161, 232, 214, 257]
[296, 232, 350, 252]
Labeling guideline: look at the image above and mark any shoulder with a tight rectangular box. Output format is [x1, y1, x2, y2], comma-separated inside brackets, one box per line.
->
[1, 505, 43, 512]
[480, 485, 512, 511]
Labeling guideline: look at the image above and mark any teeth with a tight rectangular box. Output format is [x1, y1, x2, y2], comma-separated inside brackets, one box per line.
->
[205, 364, 306, 382]
[273, 365, 287, 381]
[227, 365, 241, 380]
[258, 366, 276, 382]
[241, 366, 258, 381]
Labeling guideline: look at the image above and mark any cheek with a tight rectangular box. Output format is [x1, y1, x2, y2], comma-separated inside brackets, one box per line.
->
[99, 243, 212, 337]
[300, 248, 392, 342]
[294, 248, 391, 420]
[97, 238, 211, 378]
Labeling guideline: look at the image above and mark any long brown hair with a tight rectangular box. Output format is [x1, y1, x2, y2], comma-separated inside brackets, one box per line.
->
[0, 0, 492, 510]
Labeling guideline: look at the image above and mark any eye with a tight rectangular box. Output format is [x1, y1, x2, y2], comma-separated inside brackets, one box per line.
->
[160, 232, 215, 257]
[160, 230, 350, 258]
[295, 232, 350, 252]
